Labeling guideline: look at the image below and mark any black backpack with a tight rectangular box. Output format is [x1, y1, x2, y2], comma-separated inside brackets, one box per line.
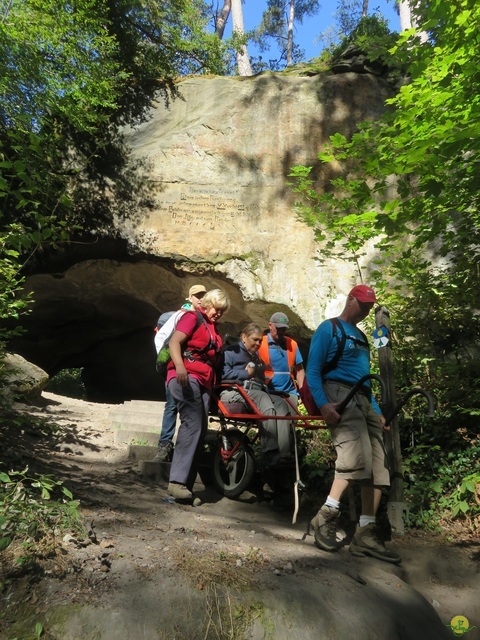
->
[322, 317, 369, 375]
[300, 318, 369, 414]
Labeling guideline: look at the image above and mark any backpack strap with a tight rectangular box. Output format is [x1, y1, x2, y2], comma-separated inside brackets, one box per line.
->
[183, 311, 217, 360]
[322, 318, 347, 377]
[322, 318, 370, 377]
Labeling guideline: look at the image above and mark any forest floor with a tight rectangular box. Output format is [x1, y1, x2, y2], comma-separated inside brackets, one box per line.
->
[0, 392, 478, 640]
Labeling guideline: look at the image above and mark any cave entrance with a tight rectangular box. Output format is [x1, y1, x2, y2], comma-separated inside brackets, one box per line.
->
[9, 257, 307, 404]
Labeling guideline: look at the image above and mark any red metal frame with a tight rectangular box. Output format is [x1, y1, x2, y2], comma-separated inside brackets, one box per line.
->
[211, 382, 326, 430]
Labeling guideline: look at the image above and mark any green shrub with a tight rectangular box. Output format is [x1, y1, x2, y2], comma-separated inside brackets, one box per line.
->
[402, 415, 480, 531]
[0, 466, 84, 557]
[298, 428, 335, 502]
[46, 368, 86, 400]
[330, 14, 400, 71]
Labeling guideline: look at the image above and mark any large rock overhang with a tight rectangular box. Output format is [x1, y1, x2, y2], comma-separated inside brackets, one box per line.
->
[9, 70, 393, 402]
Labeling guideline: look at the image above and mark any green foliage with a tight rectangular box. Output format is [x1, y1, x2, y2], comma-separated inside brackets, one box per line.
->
[290, 0, 480, 533]
[0, 466, 83, 555]
[298, 428, 335, 495]
[316, 2, 398, 55]
[330, 13, 399, 66]
[0, 0, 229, 382]
[252, 0, 321, 69]
[402, 418, 480, 531]
[46, 368, 87, 400]
[290, 0, 480, 418]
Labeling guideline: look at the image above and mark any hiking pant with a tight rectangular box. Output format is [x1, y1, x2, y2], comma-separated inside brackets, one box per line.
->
[158, 384, 177, 446]
[324, 380, 390, 485]
[221, 387, 292, 458]
[168, 376, 210, 489]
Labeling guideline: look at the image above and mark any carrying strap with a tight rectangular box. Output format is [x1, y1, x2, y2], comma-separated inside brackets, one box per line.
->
[292, 428, 305, 525]
[322, 318, 347, 376]
[322, 317, 369, 377]
[182, 311, 217, 361]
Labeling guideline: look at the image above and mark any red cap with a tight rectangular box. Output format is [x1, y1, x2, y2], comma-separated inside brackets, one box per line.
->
[349, 285, 378, 303]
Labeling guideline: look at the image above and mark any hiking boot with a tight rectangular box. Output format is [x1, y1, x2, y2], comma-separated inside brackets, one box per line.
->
[168, 482, 193, 501]
[349, 523, 401, 564]
[310, 505, 340, 552]
[154, 442, 173, 463]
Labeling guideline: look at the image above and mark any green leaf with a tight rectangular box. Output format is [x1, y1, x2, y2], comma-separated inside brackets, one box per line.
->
[432, 480, 443, 493]
[458, 501, 470, 514]
[0, 537, 12, 551]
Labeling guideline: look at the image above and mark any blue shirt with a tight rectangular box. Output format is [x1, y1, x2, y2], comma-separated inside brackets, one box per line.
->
[306, 318, 381, 413]
[266, 333, 303, 395]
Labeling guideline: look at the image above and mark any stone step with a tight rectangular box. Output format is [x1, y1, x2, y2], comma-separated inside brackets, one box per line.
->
[139, 459, 171, 485]
[110, 410, 165, 430]
[138, 459, 212, 490]
[119, 400, 165, 412]
[114, 429, 160, 446]
[129, 440, 215, 489]
[127, 444, 159, 462]
[110, 400, 181, 434]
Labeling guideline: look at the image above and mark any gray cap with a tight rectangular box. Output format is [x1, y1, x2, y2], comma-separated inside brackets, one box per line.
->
[269, 312, 289, 328]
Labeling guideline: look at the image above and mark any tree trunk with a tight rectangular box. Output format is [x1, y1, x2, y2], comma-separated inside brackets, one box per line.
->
[399, 0, 428, 43]
[375, 306, 407, 535]
[286, 0, 295, 66]
[215, 0, 232, 40]
[231, 0, 253, 76]
[362, 0, 368, 17]
[398, 0, 412, 30]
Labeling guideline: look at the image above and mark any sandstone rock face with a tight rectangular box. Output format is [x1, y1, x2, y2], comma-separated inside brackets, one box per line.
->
[11, 71, 394, 401]
[125, 71, 393, 329]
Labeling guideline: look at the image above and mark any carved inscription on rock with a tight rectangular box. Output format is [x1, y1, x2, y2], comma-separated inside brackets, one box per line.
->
[154, 185, 263, 232]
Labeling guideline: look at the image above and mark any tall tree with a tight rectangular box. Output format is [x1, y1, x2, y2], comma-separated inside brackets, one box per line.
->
[290, 0, 480, 412]
[212, 0, 252, 75]
[0, 0, 227, 351]
[335, 0, 368, 36]
[256, 0, 320, 67]
[215, 0, 232, 38]
[397, 0, 427, 41]
[398, 0, 413, 30]
[231, 0, 253, 75]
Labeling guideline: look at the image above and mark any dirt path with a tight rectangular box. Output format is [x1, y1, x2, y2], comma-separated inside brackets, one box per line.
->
[1, 392, 478, 640]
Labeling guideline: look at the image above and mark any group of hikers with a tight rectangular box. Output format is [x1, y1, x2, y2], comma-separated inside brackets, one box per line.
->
[153, 283, 401, 565]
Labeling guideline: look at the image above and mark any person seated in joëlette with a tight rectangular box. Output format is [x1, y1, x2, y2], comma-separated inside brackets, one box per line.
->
[220, 322, 294, 469]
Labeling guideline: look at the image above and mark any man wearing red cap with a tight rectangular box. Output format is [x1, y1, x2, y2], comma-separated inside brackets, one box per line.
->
[306, 285, 401, 564]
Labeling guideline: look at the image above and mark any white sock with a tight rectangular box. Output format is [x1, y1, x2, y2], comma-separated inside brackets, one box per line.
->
[325, 496, 340, 510]
[359, 515, 376, 527]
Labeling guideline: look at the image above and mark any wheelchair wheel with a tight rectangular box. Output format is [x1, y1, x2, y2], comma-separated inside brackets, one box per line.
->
[212, 430, 256, 498]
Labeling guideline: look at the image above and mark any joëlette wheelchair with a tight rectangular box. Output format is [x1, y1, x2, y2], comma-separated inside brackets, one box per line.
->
[207, 381, 326, 501]
[206, 375, 435, 507]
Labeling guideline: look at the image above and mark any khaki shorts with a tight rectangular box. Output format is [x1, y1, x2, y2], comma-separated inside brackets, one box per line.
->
[324, 381, 390, 486]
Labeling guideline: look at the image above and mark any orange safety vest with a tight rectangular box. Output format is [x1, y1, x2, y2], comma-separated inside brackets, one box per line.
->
[258, 335, 298, 382]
